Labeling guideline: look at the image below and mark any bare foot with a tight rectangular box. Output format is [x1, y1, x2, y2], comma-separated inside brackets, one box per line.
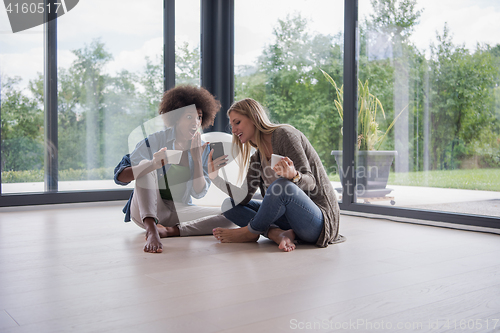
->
[213, 226, 260, 243]
[143, 218, 163, 253]
[156, 224, 180, 237]
[267, 228, 296, 252]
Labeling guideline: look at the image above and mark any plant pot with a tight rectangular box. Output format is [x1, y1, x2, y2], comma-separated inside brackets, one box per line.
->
[331, 150, 397, 198]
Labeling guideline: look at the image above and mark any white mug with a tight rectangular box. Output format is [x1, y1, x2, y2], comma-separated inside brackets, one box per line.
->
[165, 150, 183, 164]
[271, 154, 285, 168]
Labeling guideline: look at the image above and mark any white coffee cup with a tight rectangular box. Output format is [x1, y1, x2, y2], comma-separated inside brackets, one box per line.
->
[165, 150, 183, 164]
[271, 154, 285, 168]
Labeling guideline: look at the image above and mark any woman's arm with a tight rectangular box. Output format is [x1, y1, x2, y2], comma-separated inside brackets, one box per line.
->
[117, 146, 169, 184]
[208, 151, 261, 206]
[276, 129, 317, 192]
[114, 154, 132, 185]
[117, 166, 134, 183]
[117, 158, 158, 183]
[190, 131, 209, 195]
[189, 144, 212, 199]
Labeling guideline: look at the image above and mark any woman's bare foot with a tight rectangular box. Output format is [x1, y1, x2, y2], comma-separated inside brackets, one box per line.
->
[267, 228, 296, 252]
[143, 218, 163, 253]
[213, 226, 260, 243]
[156, 224, 180, 237]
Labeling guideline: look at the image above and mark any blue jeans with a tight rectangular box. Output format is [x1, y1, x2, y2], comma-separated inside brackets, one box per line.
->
[221, 178, 323, 243]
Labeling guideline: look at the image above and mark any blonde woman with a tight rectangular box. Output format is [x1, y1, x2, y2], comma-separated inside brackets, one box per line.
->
[209, 98, 344, 251]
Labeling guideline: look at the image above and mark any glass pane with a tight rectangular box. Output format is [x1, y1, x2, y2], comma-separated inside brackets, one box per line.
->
[357, 0, 500, 218]
[0, 14, 44, 194]
[175, 0, 200, 86]
[234, 0, 344, 202]
[56, 0, 162, 191]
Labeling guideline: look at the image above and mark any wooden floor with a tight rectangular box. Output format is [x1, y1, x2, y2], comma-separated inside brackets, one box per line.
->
[0, 202, 499, 333]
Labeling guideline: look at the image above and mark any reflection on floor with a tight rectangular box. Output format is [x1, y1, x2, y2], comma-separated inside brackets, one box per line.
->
[0, 201, 499, 333]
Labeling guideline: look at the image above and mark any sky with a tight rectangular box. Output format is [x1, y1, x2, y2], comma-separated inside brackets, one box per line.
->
[1, 0, 500, 89]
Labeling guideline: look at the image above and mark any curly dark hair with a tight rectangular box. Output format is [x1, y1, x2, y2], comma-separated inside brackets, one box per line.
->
[159, 85, 221, 129]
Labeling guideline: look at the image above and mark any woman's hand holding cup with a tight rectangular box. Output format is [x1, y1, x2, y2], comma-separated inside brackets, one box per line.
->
[273, 156, 298, 180]
[152, 147, 168, 169]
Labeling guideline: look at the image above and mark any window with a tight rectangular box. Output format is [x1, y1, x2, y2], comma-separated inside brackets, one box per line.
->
[175, 0, 200, 86]
[1, 0, 498, 229]
[235, 0, 344, 181]
[356, 0, 500, 218]
[0, 16, 44, 194]
[55, 0, 163, 192]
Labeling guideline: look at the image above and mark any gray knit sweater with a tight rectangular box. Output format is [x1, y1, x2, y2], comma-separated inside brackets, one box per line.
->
[213, 126, 344, 247]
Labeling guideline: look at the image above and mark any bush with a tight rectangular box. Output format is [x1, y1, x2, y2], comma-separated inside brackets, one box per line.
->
[1, 167, 114, 183]
[1, 169, 44, 183]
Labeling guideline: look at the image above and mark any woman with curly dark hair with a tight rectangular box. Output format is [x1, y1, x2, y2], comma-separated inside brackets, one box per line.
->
[114, 85, 236, 253]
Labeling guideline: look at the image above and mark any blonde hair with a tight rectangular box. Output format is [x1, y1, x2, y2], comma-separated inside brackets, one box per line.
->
[227, 98, 290, 182]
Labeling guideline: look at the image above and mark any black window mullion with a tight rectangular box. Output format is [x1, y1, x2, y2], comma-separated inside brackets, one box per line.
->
[164, 0, 175, 91]
[200, 0, 234, 133]
[44, 0, 58, 192]
[341, 0, 358, 209]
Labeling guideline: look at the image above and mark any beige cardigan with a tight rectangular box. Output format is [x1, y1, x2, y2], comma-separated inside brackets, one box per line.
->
[213, 126, 344, 247]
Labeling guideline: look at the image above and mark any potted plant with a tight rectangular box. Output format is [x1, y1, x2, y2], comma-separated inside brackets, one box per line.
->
[321, 69, 407, 203]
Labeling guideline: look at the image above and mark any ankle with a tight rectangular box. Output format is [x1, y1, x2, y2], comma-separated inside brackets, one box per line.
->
[144, 217, 158, 232]
[166, 226, 180, 237]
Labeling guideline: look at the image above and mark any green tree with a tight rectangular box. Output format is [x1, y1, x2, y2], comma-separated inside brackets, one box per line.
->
[70, 39, 113, 170]
[429, 25, 497, 169]
[2, 39, 207, 180]
[175, 42, 200, 86]
[233, 14, 346, 172]
[101, 69, 142, 168]
[234, 65, 267, 103]
[140, 55, 163, 120]
[1, 76, 44, 171]
[362, 0, 424, 173]
[251, 14, 343, 171]
[367, 0, 423, 42]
